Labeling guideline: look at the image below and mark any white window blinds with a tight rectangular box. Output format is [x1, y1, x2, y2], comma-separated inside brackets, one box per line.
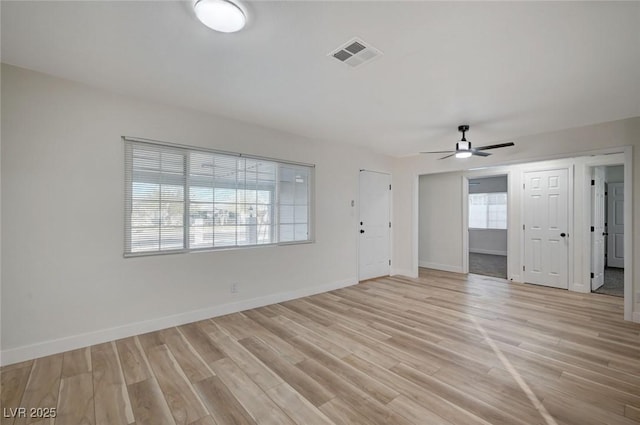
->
[124, 139, 313, 256]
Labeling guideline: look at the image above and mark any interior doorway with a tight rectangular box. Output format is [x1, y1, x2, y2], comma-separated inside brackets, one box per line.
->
[591, 165, 625, 297]
[467, 175, 508, 279]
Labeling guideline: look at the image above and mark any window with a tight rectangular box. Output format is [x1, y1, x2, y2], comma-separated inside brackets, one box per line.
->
[124, 139, 313, 256]
[468, 193, 507, 229]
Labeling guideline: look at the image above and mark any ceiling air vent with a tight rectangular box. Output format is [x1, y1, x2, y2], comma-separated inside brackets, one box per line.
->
[329, 38, 382, 68]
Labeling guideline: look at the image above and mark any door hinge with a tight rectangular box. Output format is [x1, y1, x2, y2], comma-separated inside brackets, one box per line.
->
[590, 226, 594, 232]
[389, 222, 391, 228]
[590, 272, 595, 279]
[523, 265, 525, 271]
[523, 224, 525, 230]
[389, 259, 391, 266]
[591, 179, 595, 186]
[389, 184, 392, 190]
[523, 183, 525, 189]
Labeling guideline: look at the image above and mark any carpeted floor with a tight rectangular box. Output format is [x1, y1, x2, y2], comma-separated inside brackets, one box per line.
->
[469, 253, 507, 279]
[594, 267, 624, 297]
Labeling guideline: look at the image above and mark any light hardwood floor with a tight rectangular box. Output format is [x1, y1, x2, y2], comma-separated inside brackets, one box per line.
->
[2, 268, 640, 425]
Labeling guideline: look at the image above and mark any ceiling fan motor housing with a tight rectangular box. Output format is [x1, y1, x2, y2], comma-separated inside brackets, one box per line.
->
[456, 140, 471, 152]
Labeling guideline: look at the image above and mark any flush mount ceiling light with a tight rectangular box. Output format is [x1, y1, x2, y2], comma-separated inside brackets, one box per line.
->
[194, 0, 246, 33]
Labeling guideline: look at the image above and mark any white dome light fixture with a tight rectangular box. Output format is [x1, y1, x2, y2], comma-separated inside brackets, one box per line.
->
[194, 0, 246, 33]
[455, 140, 472, 158]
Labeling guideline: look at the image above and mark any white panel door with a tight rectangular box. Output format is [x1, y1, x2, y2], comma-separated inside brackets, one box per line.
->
[523, 168, 569, 289]
[359, 171, 390, 281]
[591, 167, 605, 290]
[607, 182, 624, 268]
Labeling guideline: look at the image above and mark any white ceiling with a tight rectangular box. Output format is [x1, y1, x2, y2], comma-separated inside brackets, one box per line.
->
[2, 1, 639, 157]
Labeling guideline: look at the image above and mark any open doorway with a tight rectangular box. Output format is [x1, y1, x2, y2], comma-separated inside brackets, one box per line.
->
[591, 165, 624, 297]
[467, 175, 508, 279]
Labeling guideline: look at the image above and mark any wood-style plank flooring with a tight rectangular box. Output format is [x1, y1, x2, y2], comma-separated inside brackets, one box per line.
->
[2, 268, 640, 425]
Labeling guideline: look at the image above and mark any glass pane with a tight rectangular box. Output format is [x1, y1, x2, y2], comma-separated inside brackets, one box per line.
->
[161, 152, 185, 174]
[237, 225, 258, 246]
[257, 224, 272, 244]
[190, 152, 214, 176]
[190, 226, 214, 249]
[214, 226, 236, 247]
[294, 224, 308, 241]
[190, 186, 213, 203]
[161, 184, 184, 201]
[257, 190, 271, 205]
[160, 227, 184, 250]
[294, 169, 309, 202]
[256, 204, 272, 224]
[279, 181, 294, 204]
[294, 206, 308, 224]
[161, 202, 184, 226]
[131, 200, 160, 227]
[131, 228, 160, 252]
[214, 204, 237, 225]
[279, 205, 294, 223]
[237, 189, 257, 205]
[190, 203, 214, 226]
[132, 182, 160, 200]
[279, 224, 294, 242]
[214, 188, 236, 203]
[132, 149, 160, 171]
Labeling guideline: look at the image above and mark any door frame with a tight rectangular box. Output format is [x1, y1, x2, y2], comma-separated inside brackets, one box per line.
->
[462, 171, 511, 278]
[519, 164, 574, 289]
[358, 169, 392, 281]
[591, 166, 606, 291]
[580, 150, 633, 321]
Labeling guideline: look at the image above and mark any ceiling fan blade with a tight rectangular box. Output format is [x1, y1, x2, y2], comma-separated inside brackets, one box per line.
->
[471, 150, 491, 157]
[439, 153, 456, 160]
[420, 150, 455, 154]
[475, 142, 515, 151]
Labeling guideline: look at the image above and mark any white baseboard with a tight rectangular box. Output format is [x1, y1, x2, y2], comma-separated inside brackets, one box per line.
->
[633, 311, 640, 324]
[391, 268, 418, 278]
[1, 278, 357, 366]
[509, 274, 522, 283]
[570, 281, 591, 294]
[418, 261, 464, 274]
[469, 248, 507, 256]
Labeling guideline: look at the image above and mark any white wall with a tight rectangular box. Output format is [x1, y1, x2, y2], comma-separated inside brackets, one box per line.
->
[0, 65, 393, 364]
[393, 117, 640, 321]
[418, 173, 464, 272]
[606, 165, 624, 183]
[468, 230, 507, 256]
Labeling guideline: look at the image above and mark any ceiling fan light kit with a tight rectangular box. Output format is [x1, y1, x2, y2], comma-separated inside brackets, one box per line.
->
[194, 0, 246, 33]
[421, 124, 515, 160]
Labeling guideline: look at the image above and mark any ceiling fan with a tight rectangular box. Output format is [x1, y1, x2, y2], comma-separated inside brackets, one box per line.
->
[421, 125, 514, 159]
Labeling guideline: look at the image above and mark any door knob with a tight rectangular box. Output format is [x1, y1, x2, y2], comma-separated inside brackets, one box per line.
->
[360, 229, 365, 234]
[560, 232, 567, 237]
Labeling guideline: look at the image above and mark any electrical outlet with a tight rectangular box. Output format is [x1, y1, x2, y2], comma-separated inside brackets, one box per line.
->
[230, 283, 239, 294]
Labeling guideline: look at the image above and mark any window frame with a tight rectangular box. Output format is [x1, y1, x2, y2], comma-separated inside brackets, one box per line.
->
[123, 137, 315, 257]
